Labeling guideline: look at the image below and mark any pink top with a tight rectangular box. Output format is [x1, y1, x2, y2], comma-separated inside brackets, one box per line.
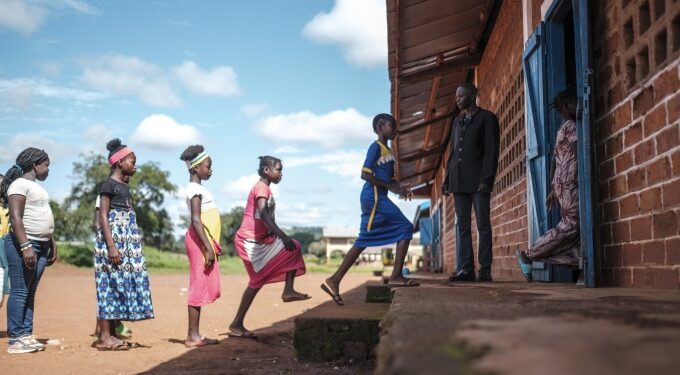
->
[237, 181, 275, 241]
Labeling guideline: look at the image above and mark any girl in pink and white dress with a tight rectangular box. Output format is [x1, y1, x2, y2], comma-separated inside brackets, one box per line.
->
[227, 156, 309, 339]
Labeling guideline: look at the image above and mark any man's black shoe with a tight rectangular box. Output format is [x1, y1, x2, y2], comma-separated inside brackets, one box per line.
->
[476, 271, 493, 282]
[447, 270, 475, 282]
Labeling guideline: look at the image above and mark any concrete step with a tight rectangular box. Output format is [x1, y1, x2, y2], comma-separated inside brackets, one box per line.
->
[374, 280, 680, 375]
[365, 283, 391, 303]
[294, 281, 390, 362]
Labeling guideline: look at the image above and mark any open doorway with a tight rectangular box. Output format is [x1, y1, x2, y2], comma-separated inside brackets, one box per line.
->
[523, 0, 597, 284]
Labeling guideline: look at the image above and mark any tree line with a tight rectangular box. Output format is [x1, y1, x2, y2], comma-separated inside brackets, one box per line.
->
[53, 154, 323, 255]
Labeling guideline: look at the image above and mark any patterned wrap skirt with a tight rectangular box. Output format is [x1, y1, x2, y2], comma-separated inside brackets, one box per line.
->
[95, 209, 154, 321]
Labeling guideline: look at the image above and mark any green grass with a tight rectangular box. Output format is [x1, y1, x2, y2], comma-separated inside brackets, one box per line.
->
[57, 242, 377, 274]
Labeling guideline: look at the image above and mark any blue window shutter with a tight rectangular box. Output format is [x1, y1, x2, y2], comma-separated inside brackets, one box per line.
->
[523, 22, 550, 241]
[419, 218, 433, 245]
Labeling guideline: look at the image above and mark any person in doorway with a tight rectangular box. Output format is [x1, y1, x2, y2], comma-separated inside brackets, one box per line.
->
[321, 113, 417, 307]
[516, 90, 581, 282]
[443, 83, 500, 283]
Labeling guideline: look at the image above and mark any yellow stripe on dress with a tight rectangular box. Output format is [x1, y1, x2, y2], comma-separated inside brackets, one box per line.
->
[362, 167, 373, 173]
[367, 185, 378, 232]
[200, 208, 222, 260]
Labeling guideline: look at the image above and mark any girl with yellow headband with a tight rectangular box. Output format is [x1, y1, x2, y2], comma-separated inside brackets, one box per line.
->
[179, 145, 221, 348]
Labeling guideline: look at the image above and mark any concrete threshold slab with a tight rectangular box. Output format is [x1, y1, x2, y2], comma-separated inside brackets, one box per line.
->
[375, 281, 680, 375]
[294, 281, 390, 363]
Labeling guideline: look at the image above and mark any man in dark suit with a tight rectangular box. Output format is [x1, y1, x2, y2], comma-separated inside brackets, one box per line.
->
[442, 83, 500, 282]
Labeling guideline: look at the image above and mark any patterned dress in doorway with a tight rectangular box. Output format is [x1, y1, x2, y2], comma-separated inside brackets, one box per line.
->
[526, 119, 581, 266]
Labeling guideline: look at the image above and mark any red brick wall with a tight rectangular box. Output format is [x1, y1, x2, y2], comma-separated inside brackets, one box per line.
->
[593, 0, 680, 289]
[431, 0, 528, 280]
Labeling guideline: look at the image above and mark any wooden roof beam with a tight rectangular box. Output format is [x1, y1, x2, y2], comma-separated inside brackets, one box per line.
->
[399, 109, 458, 135]
[399, 145, 444, 162]
[399, 53, 482, 84]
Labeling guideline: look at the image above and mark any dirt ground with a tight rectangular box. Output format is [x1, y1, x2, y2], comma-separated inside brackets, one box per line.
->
[0, 263, 376, 375]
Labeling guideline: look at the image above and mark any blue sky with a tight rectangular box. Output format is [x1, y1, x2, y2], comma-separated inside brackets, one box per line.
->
[0, 0, 422, 232]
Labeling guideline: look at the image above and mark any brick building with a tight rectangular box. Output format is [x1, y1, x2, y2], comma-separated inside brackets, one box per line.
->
[387, 0, 680, 288]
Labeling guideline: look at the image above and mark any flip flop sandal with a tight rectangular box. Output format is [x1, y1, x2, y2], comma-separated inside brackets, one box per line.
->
[282, 293, 312, 303]
[320, 283, 344, 306]
[388, 279, 420, 288]
[226, 331, 258, 340]
[115, 324, 132, 339]
[515, 249, 534, 282]
[96, 341, 131, 351]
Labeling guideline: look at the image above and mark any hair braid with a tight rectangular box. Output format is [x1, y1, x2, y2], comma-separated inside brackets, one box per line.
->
[0, 147, 49, 207]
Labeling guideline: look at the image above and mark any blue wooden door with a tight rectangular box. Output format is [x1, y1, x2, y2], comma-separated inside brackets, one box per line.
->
[431, 205, 441, 272]
[523, 23, 550, 246]
[573, 0, 599, 287]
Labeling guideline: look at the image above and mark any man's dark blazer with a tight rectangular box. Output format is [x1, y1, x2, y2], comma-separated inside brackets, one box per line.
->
[443, 108, 500, 193]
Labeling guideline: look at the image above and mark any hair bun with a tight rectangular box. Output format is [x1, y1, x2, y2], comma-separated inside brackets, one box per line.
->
[106, 138, 122, 152]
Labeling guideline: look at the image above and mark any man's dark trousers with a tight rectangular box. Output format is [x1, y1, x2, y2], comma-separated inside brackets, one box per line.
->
[454, 192, 492, 274]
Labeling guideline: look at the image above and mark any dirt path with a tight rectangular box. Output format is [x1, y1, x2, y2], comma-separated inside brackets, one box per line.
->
[0, 264, 376, 374]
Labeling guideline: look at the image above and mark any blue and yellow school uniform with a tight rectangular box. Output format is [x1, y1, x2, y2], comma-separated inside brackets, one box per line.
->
[355, 141, 413, 247]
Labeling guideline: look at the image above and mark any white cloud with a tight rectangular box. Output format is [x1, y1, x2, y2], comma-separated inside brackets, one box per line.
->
[220, 173, 319, 227]
[84, 123, 112, 142]
[222, 174, 280, 209]
[173, 61, 240, 97]
[0, 132, 69, 163]
[131, 114, 201, 150]
[286, 149, 365, 185]
[0, 77, 107, 110]
[273, 145, 303, 155]
[241, 103, 267, 118]
[81, 55, 182, 107]
[0, 0, 47, 35]
[36, 61, 62, 76]
[254, 108, 374, 148]
[0, 0, 98, 35]
[275, 201, 322, 228]
[303, 0, 387, 68]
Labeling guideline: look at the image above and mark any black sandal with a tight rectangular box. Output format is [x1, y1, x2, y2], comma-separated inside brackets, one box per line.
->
[320, 283, 344, 306]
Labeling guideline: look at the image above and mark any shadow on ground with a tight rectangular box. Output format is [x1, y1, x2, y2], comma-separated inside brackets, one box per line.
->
[141, 282, 377, 375]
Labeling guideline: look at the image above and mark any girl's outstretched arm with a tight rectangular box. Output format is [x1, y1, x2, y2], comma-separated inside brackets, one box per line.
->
[190, 195, 216, 267]
[256, 197, 295, 251]
[361, 171, 412, 200]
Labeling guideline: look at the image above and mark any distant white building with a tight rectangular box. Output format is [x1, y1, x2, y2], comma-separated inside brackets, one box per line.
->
[321, 226, 423, 267]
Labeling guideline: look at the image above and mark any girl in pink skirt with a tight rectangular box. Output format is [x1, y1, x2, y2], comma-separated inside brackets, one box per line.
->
[180, 145, 221, 347]
[227, 156, 309, 339]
